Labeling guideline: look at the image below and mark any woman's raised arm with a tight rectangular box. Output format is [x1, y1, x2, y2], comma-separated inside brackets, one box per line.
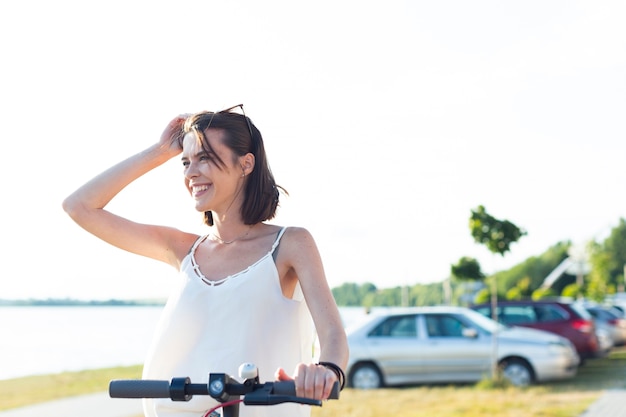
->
[62, 115, 195, 268]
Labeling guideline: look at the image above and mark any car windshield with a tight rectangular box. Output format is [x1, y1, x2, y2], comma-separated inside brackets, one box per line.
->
[594, 307, 619, 320]
[570, 303, 593, 319]
[462, 308, 508, 333]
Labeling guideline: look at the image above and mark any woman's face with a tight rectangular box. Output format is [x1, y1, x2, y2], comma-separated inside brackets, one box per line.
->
[181, 128, 246, 216]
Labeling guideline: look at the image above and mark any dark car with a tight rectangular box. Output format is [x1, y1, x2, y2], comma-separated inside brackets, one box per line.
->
[470, 299, 601, 361]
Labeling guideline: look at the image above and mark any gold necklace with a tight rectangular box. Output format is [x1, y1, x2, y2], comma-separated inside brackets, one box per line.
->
[210, 225, 254, 244]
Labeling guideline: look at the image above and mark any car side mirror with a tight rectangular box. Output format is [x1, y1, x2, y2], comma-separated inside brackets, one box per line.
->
[462, 328, 478, 338]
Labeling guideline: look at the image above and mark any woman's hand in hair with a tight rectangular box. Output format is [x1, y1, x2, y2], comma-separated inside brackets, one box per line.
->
[159, 114, 189, 156]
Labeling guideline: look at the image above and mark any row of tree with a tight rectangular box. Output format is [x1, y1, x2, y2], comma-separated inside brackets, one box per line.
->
[331, 208, 626, 307]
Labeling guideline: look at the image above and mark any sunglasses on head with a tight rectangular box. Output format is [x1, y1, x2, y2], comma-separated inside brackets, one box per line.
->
[204, 103, 254, 140]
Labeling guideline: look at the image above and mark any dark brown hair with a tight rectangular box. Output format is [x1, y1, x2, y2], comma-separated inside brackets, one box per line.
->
[182, 109, 284, 226]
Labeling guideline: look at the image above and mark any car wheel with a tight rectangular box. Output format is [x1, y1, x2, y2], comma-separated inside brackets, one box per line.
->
[349, 363, 383, 389]
[500, 358, 533, 387]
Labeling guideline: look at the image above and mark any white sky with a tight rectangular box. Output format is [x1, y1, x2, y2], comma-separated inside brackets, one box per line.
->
[1, 0, 624, 300]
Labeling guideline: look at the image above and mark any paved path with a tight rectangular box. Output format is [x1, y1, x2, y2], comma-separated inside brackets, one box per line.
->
[578, 389, 626, 417]
[0, 392, 143, 417]
[0, 389, 624, 417]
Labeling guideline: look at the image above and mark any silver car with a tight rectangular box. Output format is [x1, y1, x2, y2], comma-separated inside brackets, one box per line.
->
[346, 306, 580, 389]
[585, 305, 626, 347]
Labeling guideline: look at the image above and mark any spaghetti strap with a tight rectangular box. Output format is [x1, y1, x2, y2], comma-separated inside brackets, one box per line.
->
[187, 234, 206, 256]
[271, 227, 287, 261]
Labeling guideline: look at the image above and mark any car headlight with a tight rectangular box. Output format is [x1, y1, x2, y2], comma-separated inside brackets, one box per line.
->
[547, 341, 575, 355]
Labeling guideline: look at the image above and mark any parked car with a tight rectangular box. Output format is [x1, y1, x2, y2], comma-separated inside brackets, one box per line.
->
[610, 305, 626, 317]
[583, 304, 626, 347]
[604, 293, 626, 318]
[594, 327, 614, 356]
[345, 306, 579, 389]
[470, 299, 602, 361]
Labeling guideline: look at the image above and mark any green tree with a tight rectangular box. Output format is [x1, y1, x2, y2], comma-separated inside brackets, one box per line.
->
[493, 242, 570, 295]
[451, 256, 485, 305]
[506, 286, 523, 300]
[468, 205, 526, 379]
[562, 283, 583, 298]
[532, 287, 556, 299]
[331, 282, 377, 306]
[474, 287, 491, 304]
[364, 287, 404, 306]
[505, 276, 532, 300]
[451, 257, 485, 281]
[409, 282, 446, 306]
[469, 205, 526, 256]
[588, 218, 626, 297]
[469, 206, 526, 305]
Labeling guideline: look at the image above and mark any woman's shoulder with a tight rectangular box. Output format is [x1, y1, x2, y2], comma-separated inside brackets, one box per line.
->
[168, 229, 204, 259]
[276, 226, 317, 252]
[267, 225, 312, 240]
[254, 224, 314, 249]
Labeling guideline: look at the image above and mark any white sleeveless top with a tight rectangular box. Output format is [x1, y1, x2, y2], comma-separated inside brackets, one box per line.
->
[142, 228, 315, 417]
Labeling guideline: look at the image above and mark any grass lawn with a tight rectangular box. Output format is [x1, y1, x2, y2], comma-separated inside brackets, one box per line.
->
[0, 365, 142, 411]
[314, 347, 626, 417]
[1, 347, 624, 417]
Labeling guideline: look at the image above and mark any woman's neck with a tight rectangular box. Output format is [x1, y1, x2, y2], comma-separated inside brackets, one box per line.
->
[210, 221, 255, 245]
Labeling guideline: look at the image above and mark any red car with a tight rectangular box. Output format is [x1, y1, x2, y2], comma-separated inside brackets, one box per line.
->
[470, 299, 601, 361]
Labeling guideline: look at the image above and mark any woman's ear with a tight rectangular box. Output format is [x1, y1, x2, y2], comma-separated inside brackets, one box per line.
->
[240, 153, 256, 176]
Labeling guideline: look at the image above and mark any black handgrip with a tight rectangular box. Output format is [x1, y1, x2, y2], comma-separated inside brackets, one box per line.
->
[109, 379, 171, 398]
[271, 380, 340, 399]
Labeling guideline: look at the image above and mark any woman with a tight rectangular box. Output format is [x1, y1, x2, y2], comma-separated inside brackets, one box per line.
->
[63, 105, 348, 417]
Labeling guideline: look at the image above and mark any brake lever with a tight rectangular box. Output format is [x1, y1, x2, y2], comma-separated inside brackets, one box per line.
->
[243, 384, 322, 407]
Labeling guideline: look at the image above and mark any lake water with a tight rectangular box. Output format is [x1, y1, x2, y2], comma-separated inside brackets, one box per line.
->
[0, 306, 163, 380]
[0, 306, 371, 380]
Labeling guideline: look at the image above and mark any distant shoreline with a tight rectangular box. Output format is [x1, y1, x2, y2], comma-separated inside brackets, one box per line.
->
[0, 298, 166, 307]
